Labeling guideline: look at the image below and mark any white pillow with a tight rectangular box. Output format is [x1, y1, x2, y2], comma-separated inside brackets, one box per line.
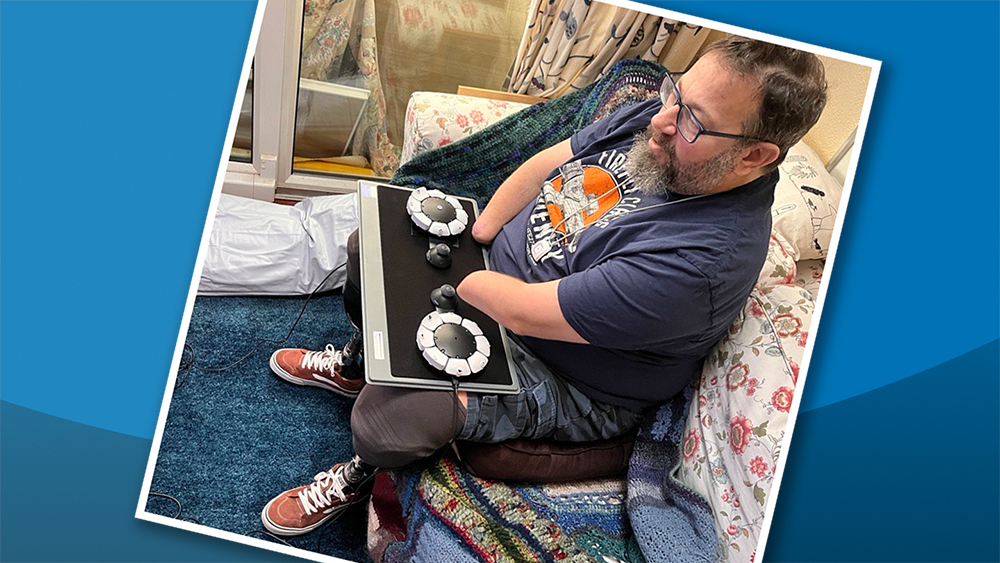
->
[771, 142, 844, 261]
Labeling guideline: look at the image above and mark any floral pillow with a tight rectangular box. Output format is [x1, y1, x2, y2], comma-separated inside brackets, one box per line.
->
[793, 259, 825, 303]
[756, 232, 797, 290]
[771, 142, 845, 261]
[677, 283, 814, 563]
[400, 92, 530, 164]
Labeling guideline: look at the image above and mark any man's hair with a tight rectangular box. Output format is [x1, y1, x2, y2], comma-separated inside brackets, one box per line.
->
[703, 36, 828, 170]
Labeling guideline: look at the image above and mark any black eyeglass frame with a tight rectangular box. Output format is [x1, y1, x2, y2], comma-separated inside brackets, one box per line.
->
[659, 71, 773, 145]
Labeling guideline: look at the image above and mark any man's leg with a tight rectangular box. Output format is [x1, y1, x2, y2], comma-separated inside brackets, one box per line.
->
[339, 229, 363, 368]
[350, 384, 466, 468]
[261, 351, 641, 537]
[262, 383, 465, 536]
[460, 337, 646, 444]
[267, 230, 365, 397]
[263, 243, 644, 535]
[342, 229, 362, 331]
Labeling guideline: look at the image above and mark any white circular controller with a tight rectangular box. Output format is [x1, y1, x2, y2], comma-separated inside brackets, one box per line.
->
[406, 187, 469, 237]
[416, 311, 490, 377]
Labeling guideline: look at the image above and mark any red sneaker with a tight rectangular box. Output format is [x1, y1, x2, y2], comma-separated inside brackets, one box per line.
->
[269, 344, 364, 398]
[261, 463, 372, 537]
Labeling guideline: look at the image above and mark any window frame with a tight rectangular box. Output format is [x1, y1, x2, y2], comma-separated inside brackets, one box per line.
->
[223, 0, 387, 202]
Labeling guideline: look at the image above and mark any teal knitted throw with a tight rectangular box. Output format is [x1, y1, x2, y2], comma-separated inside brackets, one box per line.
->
[391, 58, 668, 210]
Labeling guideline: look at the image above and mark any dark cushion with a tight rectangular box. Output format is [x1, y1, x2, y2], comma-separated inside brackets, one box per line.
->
[455, 429, 638, 483]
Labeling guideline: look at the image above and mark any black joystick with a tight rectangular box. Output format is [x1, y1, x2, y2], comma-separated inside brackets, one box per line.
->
[430, 284, 459, 311]
[426, 243, 452, 269]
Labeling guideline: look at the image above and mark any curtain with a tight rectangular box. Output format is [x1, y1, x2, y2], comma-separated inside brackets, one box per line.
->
[300, 0, 399, 176]
[298, 0, 531, 177]
[509, 0, 710, 98]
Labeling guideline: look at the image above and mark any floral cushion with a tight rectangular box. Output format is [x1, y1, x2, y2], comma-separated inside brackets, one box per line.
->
[757, 232, 797, 290]
[676, 283, 813, 563]
[400, 92, 530, 164]
[794, 259, 825, 303]
[771, 142, 845, 261]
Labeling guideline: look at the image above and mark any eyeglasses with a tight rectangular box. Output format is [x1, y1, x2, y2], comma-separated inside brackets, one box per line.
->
[659, 71, 769, 144]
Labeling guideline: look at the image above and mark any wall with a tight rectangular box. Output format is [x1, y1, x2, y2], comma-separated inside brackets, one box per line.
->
[802, 54, 871, 164]
[693, 30, 872, 165]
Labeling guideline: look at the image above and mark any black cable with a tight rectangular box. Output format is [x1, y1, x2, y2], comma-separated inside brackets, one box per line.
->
[244, 529, 293, 547]
[147, 492, 183, 519]
[175, 262, 348, 390]
[147, 492, 201, 526]
[450, 376, 462, 449]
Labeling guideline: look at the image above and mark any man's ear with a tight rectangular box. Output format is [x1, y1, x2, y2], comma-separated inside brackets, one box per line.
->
[735, 142, 781, 175]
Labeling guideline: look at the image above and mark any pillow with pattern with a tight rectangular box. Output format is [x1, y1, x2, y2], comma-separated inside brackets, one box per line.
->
[756, 232, 797, 290]
[771, 142, 845, 261]
[677, 283, 814, 563]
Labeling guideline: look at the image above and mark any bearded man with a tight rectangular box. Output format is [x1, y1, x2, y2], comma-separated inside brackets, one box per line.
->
[261, 36, 828, 536]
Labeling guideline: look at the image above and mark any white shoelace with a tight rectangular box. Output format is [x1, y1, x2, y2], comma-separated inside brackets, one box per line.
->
[297, 466, 350, 515]
[300, 344, 343, 374]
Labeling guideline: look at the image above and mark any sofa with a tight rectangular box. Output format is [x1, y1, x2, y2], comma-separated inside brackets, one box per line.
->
[365, 87, 844, 563]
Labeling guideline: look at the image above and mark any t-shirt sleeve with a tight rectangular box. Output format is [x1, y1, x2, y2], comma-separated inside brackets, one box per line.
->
[557, 252, 713, 349]
[570, 98, 661, 154]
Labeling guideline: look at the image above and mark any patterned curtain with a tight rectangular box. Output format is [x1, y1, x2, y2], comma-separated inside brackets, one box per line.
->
[509, 0, 710, 98]
[299, 0, 531, 177]
[300, 0, 399, 176]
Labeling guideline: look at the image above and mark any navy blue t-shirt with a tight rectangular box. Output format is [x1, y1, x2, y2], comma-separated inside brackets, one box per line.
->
[489, 98, 778, 410]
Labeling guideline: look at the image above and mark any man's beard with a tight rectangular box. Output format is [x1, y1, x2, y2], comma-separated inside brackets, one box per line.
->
[623, 128, 739, 196]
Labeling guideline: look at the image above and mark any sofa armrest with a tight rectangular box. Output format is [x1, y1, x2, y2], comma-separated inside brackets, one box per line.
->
[400, 91, 531, 165]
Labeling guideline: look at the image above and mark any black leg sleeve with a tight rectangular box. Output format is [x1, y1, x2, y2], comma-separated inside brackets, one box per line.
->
[344, 229, 362, 330]
[351, 384, 465, 469]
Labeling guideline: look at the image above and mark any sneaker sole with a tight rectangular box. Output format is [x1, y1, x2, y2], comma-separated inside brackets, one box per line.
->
[260, 494, 353, 537]
[269, 351, 361, 399]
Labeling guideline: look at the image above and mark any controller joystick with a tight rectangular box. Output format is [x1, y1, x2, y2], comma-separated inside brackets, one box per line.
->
[430, 284, 459, 311]
[426, 243, 452, 269]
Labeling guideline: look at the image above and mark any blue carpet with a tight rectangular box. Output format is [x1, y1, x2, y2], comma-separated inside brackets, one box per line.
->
[144, 293, 371, 562]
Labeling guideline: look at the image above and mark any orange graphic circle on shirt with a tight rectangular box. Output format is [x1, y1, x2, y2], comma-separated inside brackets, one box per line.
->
[545, 166, 622, 234]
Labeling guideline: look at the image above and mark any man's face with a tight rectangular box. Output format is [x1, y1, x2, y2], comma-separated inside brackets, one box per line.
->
[624, 53, 761, 196]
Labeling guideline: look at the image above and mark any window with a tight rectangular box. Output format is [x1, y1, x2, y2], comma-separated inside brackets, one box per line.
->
[224, 0, 530, 201]
[230, 63, 253, 164]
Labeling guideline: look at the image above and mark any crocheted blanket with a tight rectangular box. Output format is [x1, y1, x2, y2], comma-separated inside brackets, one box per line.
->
[392, 58, 668, 211]
[375, 59, 717, 563]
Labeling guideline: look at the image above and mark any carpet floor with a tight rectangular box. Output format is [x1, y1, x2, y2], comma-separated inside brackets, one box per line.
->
[145, 292, 371, 562]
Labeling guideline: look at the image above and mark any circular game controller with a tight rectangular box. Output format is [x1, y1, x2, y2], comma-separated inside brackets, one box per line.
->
[406, 187, 469, 237]
[416, 285, 490, 377]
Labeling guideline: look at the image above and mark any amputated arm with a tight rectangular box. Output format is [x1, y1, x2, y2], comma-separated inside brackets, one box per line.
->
[471, 139, 573, 245]
[456, 269, 587, 344]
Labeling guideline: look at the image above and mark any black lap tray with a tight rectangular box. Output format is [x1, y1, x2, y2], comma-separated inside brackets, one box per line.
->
[358, 181, 519, 394]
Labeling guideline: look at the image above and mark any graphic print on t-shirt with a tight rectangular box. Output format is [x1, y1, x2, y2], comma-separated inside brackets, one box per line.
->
[527, 148, 641, 263]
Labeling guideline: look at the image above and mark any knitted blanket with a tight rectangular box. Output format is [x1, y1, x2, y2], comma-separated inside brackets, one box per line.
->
[375, 457, 643, 563]
[391, 58, 668, 210]
[378, 59, 717, 563]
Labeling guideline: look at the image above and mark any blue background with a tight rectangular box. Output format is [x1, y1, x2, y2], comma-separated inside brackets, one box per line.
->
[1, 1, 997, 562]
